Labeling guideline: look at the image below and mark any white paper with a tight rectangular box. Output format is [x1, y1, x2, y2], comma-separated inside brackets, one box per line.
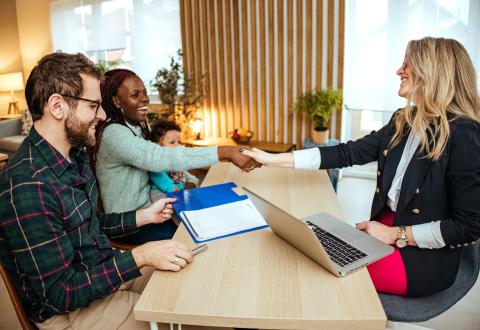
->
[180, 199, 267, 241]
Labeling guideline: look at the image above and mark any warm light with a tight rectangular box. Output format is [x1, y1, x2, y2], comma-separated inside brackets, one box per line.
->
[0, 72, 24, 114]
[0, 72, 24, 93]
[191, 117, 203, 134]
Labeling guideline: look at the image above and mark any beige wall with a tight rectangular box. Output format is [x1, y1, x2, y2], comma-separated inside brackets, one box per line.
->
[16, 0, 52, 78]
[0, 0, 52, 115]
[0, 0, 25, 114]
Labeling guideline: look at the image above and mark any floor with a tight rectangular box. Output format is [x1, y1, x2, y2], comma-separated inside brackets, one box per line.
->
[1, 176, 478, 330]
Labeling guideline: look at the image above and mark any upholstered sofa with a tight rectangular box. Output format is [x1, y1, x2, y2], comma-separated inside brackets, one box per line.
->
[0, 117, 26, 156]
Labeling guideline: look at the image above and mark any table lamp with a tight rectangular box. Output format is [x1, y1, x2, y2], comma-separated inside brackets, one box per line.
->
[191, 117, 203, 140]
[0, 72, 24, 114]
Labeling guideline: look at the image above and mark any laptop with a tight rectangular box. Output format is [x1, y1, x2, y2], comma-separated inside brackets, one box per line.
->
[243, 187, 394, 277]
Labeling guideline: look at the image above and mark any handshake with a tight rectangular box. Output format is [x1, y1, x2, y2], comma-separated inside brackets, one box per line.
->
[217, 146, 263, 172]
[218, 146, 289, 172]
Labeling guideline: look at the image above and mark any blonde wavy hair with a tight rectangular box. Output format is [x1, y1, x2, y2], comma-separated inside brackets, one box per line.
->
[390, 37, 480, 160]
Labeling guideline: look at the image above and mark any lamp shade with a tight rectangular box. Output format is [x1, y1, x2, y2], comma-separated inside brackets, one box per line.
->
[0, 72, 24, 92]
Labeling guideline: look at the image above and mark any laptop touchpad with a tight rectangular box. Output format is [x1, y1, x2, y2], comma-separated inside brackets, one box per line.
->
[332, 223, 365, 242]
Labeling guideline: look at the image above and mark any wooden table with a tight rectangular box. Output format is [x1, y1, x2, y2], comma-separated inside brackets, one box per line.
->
[134, 163, 386, 329]
[182, 137, 296, 153]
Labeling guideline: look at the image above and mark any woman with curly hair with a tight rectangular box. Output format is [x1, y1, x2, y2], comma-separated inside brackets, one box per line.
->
[90, 69, 258, 244]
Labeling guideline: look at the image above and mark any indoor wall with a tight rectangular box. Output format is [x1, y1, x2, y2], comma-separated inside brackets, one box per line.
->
[180, 0, 345, 146]
[0, 0, 52, 115]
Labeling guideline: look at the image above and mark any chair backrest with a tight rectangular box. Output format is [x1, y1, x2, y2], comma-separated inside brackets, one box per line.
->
[379, 242, 480, 322]
[0, 263, 38, 330]
[110, 240, 138, 251]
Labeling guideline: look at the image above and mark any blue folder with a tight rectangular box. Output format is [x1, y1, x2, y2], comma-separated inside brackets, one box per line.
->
[167, 182, 268, 242]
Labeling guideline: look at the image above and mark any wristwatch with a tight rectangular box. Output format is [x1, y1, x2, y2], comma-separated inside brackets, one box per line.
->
[395, 226, 408, 248]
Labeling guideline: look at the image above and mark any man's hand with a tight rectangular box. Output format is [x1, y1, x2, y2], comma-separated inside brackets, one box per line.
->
[217, 146, 262, 172]
[356, 220, 397, 245]
[136, 197, 176, 227]
[132, 240, 193, 271]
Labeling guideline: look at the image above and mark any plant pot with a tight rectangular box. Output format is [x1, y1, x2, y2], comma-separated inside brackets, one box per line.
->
[312, 128, 329, 144]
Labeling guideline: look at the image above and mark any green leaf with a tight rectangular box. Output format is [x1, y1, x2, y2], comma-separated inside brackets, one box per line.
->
[293, 88, 343, 129]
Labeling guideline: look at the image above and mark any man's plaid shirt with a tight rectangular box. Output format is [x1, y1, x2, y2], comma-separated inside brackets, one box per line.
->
[0, 128, 142, 322]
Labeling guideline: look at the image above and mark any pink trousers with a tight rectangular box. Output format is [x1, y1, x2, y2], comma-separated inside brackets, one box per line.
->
[366, 209, 408, 295]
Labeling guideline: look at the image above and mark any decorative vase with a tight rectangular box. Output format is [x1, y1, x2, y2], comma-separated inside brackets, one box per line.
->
[312, 128, 329, 144]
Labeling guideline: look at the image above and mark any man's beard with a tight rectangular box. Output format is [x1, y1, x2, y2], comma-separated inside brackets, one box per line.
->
[65, 114, 95, 148]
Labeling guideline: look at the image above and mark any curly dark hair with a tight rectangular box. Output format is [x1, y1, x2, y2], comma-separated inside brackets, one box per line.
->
[150, 119, 181, 143]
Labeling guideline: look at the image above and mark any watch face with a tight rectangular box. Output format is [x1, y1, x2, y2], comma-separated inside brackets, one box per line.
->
[396, 239, 407, 248]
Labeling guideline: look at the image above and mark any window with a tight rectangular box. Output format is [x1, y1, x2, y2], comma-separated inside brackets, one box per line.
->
[50, 0, 182, 90]
[342, 0, 480, 177]
[344, 0, 480, 113]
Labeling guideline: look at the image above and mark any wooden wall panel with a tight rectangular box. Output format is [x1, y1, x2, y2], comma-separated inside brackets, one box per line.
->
[180, 0, 344, 146]
[296, 0, 303, 146]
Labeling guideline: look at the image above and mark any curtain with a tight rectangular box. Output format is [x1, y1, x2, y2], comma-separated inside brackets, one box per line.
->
[344, 0, 480, 113]
[342, 0, 480, 178]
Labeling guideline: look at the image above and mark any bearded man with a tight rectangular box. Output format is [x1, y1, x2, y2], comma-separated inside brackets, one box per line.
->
[0, 52, 194, 329]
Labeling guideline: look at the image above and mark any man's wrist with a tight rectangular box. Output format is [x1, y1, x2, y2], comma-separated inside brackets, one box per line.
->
[135, 209, 147, 227]
[132, 244, 148, 267]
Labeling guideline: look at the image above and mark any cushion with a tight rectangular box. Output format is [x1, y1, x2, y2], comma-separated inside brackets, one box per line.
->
[0, 135, 26, 153]
[379, 242, 479, 322]
[20, 109, 33, 135]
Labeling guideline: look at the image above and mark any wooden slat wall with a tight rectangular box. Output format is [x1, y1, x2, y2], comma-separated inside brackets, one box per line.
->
[180, 0, 344, 146]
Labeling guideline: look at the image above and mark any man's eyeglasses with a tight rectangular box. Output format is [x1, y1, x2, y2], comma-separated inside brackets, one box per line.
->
[60, 94, 102, 116]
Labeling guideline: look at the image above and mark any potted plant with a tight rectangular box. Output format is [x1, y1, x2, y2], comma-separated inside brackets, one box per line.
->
[293, 88, 343, 144]
[151, 49, 205, 139]
[95, 59, 124, 77]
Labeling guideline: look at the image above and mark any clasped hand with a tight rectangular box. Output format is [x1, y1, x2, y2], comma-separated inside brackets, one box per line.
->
[133, 198, 193, 272]
[356, 220, 397, 245]
[220, 146, 262, 172]
[136, 197, 176, 227]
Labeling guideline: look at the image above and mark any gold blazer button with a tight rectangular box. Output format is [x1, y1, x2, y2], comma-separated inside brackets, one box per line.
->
[377, 171, 381, 176]
[383, 149, 388, 156]
[375, 187, 380, 193]
[415, 188, 420, 194]
[412, 208, 420, 214]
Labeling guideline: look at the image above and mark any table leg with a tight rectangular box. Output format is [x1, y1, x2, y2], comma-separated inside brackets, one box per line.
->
[150, 321, 159, 330]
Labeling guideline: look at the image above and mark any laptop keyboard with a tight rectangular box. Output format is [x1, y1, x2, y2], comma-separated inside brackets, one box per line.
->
[306, 221, 367, 267]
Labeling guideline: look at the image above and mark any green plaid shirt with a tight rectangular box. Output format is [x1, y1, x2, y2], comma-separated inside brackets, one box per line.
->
[0, 128, 141, 322]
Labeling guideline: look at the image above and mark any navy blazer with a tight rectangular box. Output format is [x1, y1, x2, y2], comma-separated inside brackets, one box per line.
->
[318, 113, 480, 296]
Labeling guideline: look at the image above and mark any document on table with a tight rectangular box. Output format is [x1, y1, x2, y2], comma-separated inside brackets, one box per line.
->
[179, 199, 268, 242]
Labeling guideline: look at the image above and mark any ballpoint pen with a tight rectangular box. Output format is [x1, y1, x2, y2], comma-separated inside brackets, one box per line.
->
[192, 244, 208, 255]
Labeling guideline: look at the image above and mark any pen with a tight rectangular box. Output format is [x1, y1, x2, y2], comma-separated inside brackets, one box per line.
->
[192, 244, 208, 256]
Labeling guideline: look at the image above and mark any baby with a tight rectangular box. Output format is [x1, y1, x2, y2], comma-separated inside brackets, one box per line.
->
[149, 120, 199, 197]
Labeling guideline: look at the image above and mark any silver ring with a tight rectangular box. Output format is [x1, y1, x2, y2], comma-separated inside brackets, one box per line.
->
[172, 257, 180, 265]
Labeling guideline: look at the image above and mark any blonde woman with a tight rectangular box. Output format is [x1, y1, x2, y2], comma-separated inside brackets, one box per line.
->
[242, 37, 480, 296]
